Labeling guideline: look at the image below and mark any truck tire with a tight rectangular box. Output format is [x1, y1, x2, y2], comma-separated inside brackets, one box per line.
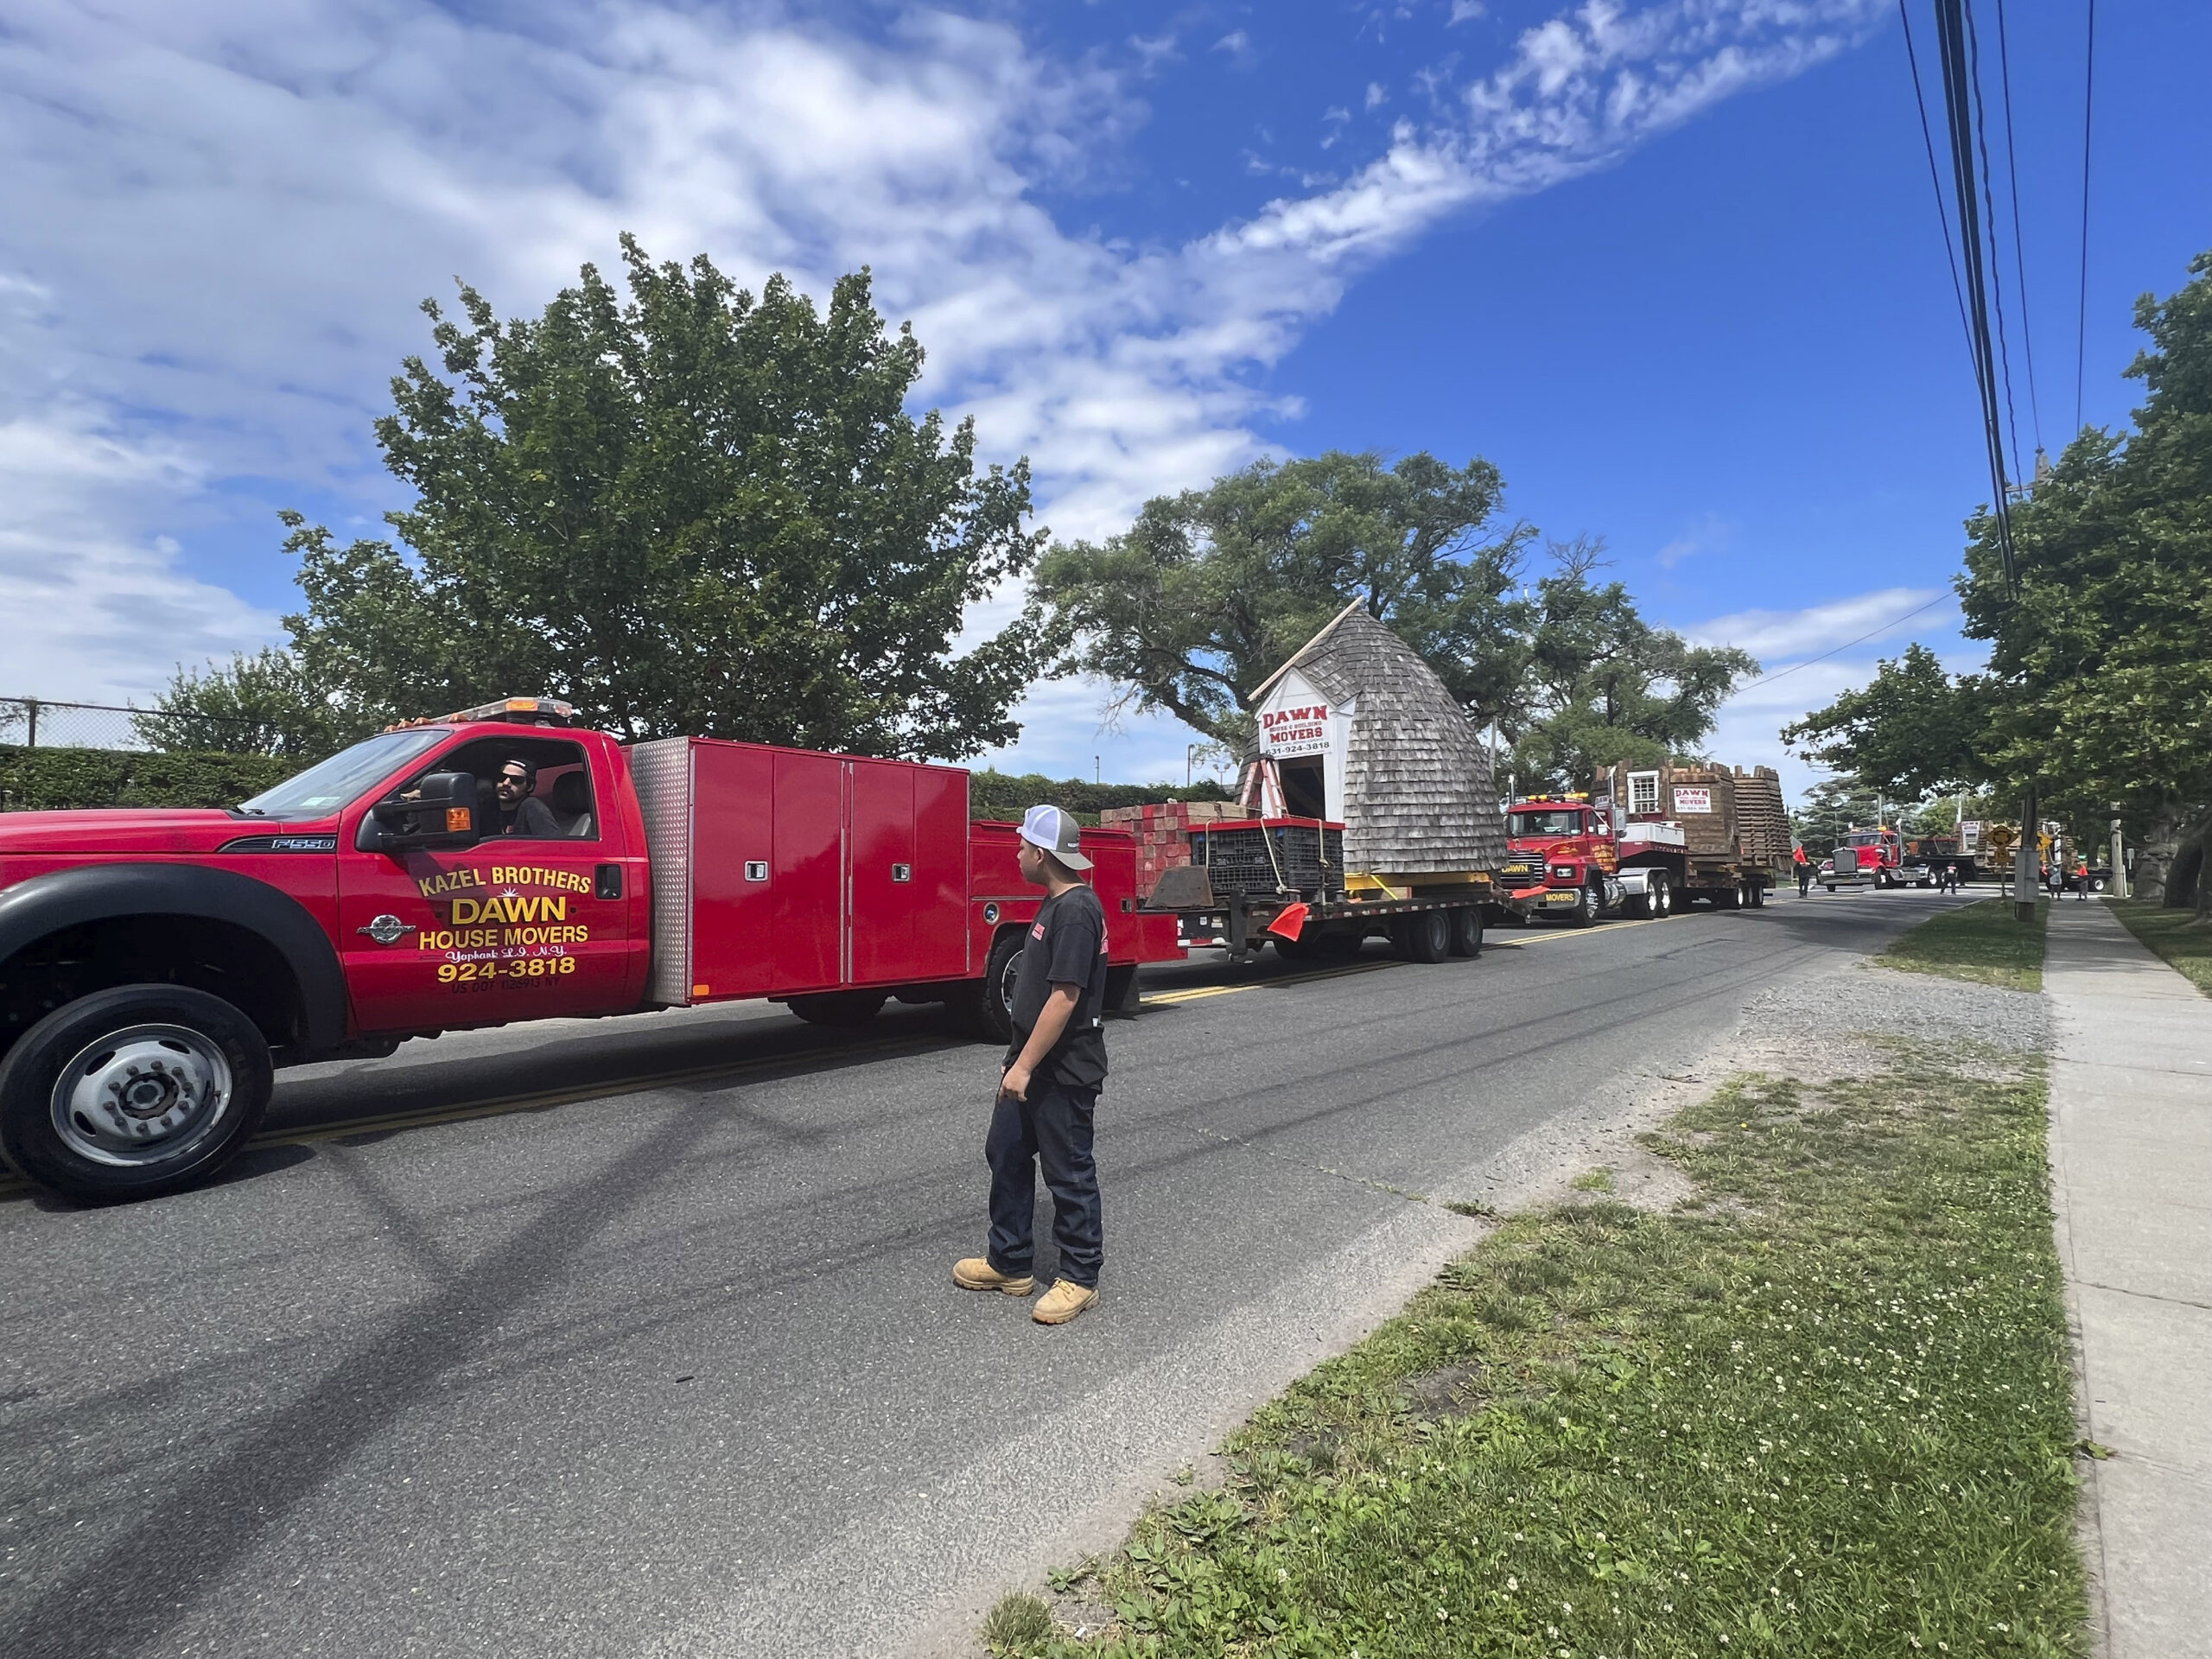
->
[0, 984, 274, 1204]
[1397, 909, 1452, 963]
[1567, 881, 1601, 927]
[971, 929, 1026, 1044]
[1646, 871, 1672, 918]
[1447, 906, 1484, 958]
[786, 991, 887, 1028]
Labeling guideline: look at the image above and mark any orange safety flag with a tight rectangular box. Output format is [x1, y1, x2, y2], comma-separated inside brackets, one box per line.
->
[1265, 903, 1310, 942]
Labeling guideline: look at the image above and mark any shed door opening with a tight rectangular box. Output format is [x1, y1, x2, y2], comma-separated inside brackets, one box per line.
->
[1280, 758, 1327, 819]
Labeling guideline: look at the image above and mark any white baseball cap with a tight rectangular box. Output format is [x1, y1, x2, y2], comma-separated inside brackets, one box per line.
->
[1017, 804, 1091, 870]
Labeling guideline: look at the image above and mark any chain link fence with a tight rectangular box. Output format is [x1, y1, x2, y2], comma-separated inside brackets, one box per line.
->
[2, 696, 303, 811]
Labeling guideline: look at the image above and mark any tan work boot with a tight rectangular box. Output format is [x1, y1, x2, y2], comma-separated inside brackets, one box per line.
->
[1032, 1280, 1098, 1325]
[953, 1256, 1034, 1296]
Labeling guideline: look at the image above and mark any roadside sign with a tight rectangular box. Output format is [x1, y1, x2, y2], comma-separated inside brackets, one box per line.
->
[1672, 785, 1713, 814]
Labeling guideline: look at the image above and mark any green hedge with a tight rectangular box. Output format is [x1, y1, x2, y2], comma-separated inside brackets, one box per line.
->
[0, 745, 301, 812]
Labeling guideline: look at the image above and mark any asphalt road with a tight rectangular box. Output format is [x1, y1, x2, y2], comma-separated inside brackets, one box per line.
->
[0, 886, 1971, 1657]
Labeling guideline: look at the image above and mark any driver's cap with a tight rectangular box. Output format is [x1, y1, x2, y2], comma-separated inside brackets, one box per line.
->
[1017, 804, 1091, 870]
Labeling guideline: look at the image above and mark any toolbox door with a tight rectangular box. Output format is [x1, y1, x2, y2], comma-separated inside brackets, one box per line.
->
[688, 742, 777, 1000]
[770, 751, 845, 993]
[909, 766, 971, 980]
[848, 760, 917, 985]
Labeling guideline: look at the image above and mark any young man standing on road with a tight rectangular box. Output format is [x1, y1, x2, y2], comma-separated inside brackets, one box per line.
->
[955, 805, 1110, 1325]
[1794, 843, 1812, 898]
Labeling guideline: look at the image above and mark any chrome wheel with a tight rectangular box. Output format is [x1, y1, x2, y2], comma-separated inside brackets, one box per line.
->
[49, 1024, 236, 1169]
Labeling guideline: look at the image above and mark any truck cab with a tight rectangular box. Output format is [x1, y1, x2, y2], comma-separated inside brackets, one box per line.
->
[0, 699, 651, 1202]
[1500, 797, 1624, 925]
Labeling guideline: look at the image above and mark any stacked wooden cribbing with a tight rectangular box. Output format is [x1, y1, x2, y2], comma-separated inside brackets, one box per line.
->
[1101, 800, 1243, 898]
[1732, 766, 1791, 868]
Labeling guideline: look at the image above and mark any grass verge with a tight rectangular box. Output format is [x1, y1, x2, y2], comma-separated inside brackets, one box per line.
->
[2107, 899, 2212, 998]
[1878, 898, 2048, 992]
[991, 1040, 2085, 1658]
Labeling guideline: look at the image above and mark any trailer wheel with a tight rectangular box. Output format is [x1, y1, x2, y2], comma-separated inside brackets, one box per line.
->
[1448, 906, 1484, 958]
[788, 991, 887, 1028]
[1395, 909, 1452, 963]
[1749, 881, 1767, 908]
[0, 984, 274, 1204]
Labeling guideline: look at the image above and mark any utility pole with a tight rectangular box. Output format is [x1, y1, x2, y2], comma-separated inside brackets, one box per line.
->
[2111, 814, 2128, 899]
[2015, 785, 2038, 921]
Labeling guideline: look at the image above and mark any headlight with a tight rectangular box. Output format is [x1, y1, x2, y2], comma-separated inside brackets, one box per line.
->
[1551, 863, 1578, 880]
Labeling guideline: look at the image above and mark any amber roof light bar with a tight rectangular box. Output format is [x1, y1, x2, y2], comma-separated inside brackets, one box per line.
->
[389, 696, 578, 731]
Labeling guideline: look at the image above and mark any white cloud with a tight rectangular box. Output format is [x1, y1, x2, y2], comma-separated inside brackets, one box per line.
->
[1366, 79, 1391, 110]
[0, 0, 1885, 758]
[1450, 2, 1490, 23]
[1688, 587, 1950, 660]
[1681, 587, 1983, 807]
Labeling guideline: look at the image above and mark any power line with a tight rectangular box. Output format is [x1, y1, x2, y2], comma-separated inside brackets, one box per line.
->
[1964, 3, 2024, 486]
[1898, 0, 1974, 372]
[1738, 592, 1956, 691]
[2075, 0, 2097, 434]
[1931, 0, 2019, 591]
[1993, 0, 2044, 456]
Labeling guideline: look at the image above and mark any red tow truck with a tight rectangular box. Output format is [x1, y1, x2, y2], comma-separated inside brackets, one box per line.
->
[0, 698, 1179, 1203]
[1823, 826, 1930, 890]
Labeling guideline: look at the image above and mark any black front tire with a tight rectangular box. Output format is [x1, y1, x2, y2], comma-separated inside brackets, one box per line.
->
[1567, 882, 1601, 927]
[0, 984, 274, 1204]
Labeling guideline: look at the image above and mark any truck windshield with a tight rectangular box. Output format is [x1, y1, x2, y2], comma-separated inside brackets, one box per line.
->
[1509, 810, 1583, 838]
[236, 728, 448, 818]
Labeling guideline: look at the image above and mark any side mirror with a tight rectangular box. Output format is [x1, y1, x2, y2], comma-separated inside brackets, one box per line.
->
[357, 771, 480, 852]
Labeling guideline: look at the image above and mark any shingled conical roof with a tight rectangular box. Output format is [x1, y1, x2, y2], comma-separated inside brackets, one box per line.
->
[1258, 603, 1507, 876]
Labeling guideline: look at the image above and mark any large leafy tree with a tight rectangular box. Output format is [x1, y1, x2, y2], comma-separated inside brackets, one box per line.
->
[276, 236, 1046, 758]
[1031, 450, 1534, 750]
[139, 648, 348, 757]
[1509, 539, 1759, 791]
[1779, 643, 1992, 799]
[1782, 250, 2212, 908]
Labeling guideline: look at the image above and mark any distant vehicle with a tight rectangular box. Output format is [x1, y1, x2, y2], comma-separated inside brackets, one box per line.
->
[1824, 826, 1932, 890]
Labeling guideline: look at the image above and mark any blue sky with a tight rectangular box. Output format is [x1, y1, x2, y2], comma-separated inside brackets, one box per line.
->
[2, 1, 2204, 803]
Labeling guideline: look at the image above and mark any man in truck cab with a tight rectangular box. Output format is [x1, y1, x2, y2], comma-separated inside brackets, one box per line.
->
[954, 804, 1109, 1326]
[493, 758, 563, 838]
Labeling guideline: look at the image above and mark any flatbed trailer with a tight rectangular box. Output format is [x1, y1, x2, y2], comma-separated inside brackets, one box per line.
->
[1141, 816, 1523, 963]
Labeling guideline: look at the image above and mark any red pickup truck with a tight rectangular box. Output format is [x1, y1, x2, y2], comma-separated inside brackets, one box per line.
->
[0, 698, 1179, 1203]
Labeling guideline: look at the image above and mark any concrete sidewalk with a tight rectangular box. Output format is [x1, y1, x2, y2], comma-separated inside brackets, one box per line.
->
[2044, 901, 2212, 1657]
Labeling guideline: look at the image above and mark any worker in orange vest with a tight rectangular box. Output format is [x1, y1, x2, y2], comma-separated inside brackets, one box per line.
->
[1793, 843, 1813, 898]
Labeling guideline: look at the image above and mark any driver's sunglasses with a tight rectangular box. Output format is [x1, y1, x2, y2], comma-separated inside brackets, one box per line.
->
[499, 772, 527, 789]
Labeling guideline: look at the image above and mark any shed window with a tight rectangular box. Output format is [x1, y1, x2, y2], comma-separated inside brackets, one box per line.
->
[1628, 771, 1661, 816]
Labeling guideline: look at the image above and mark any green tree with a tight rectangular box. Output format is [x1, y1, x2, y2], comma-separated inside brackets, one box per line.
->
[138, 648, 349, 757]
[1789, 776, 1881, 860]
[282, 236, 1046, 759]
[1960, 254, 2212, 910]
[1031, 450, 1533, 750]
[1509, 538, 1760, 791]
[1779, 643, 1992, 799]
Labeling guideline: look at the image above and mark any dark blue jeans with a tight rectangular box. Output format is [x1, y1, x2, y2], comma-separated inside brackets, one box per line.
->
[986, 1083, 1103, 1289]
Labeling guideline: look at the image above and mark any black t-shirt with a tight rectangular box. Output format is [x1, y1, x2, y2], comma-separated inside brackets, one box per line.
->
[1006, 883, 1109, 1091]
[502, 796, 562, 838]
